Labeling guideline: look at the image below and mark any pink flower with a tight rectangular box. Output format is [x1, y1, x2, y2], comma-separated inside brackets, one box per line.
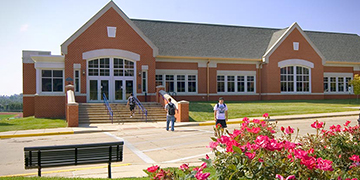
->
[225, 140, 239, 153]
[217, 135, 230, 144]
[316, 157, 333, 171]
[247, 127, 261, 134]
[242, 117, 250, 124]
[154, 169, 165, 179]
[253, 119, 261, 124]
[311, 120, 324, 129]
[284, 126, 294, 134]
[147, 165, 159, 173]
[200, 162, 207, 170]
[207, 141, 219, 150]
[195, 171, 210, 180]
[230, 129, 242, 139]
[275, 174, 296, 180]
[349, 155, 360, 162]
[281, 126, 285, 132]
[206, 154, 210, 160]
[263, 113, 269, 118]
[245, 152, 256, 159]
[344, 120, 351, 127]
[179, 163, 189, 171]
[258, 158, 264, 162]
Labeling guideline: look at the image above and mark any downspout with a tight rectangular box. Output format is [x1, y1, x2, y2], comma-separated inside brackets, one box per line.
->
[207, 60, 210, 101]
[258, 62, 264, 101]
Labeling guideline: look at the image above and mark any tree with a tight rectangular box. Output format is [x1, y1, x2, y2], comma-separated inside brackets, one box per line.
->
[349, 74, 360, 101]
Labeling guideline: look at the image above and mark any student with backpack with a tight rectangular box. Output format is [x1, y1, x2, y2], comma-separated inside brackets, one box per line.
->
[165, 98, 177, 131]
[126, 93, 136, 118]
[214, 97, 228, 129]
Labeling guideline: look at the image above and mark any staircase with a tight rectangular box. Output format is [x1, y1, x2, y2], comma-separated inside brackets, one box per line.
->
[78, 102, 167, 124]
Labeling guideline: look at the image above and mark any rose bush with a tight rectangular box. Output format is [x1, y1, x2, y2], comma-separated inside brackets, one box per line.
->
[146, 114, 360, 179]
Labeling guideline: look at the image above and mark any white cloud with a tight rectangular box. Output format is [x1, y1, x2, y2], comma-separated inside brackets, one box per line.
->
[20, 24, 29, 32]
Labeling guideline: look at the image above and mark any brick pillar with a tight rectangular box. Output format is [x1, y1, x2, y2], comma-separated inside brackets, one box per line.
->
[156, 85, 165, 103]
[176, 100, 189, 122]
[65, 85, 78, 127]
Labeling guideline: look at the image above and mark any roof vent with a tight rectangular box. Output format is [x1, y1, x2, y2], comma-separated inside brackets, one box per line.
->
[293, 42, 299, 51]
[107, 26, 116, 38]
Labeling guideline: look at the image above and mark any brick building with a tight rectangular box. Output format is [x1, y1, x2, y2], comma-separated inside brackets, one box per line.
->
[23, 1, 360, 118]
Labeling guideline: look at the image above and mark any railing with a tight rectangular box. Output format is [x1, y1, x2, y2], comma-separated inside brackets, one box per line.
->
[103, 93, 113, 124]
[133, 96, 148, 122]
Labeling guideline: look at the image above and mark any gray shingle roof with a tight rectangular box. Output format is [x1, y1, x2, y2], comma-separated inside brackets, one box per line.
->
[132, 19, 360, 62]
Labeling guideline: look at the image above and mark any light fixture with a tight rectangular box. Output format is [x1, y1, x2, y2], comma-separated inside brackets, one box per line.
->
[82, 69, 86, 75]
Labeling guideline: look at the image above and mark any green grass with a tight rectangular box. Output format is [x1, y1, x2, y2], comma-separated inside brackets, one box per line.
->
[189, 99, 360, 122]
[0, 116, 67, 132]
[0, 114, 16, 120]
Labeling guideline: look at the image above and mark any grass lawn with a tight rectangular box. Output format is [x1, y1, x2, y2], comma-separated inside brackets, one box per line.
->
[189, 99, 360, 122]
[0, 116, 67, 132]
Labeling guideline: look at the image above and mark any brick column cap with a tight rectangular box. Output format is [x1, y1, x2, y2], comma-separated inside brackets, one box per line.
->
[178, 100, 189, 104]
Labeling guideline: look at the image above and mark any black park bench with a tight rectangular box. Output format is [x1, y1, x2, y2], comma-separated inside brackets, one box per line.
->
[24, 141, 124, 178]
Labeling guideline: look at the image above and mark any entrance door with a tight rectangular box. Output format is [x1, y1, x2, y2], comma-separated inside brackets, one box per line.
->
[113, 80, 134, 102]
[88, 79, 109, 102]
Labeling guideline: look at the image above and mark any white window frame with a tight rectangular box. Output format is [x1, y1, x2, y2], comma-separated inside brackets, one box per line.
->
[216, 71, 256, 94]
[74, 69, 81, 94]
[39, 69, 65, 94]
[324, 73, 353, 94]
[142, 70, 148, 93]
[155, 70, 198, 94]
[280, 66, 311, 93]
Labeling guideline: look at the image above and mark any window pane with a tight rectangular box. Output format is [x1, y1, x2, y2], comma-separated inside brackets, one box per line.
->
[217, 82, 225, 92]
[188, 82, 196, 92]
[324, 77, 328, 92]
[125, 60, 134, 68]
[156, 75, 163, 87]
[42, 78, 52, 92]
[346, 77, 352, 91]
[237, 82, 245, 92]
[217, 75, 224, 81]
[125, 69, 134, 76]
[53, 79, 63, 92]
[247, 82, 254, 92]
[177, 75, 185, 92]
[42, 70, 52, 77]
[166, 75, 174, 92]
[330, 77, 336, 92]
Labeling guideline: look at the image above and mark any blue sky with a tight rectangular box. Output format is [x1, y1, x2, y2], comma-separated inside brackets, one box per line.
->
[0, 0, 359, 96]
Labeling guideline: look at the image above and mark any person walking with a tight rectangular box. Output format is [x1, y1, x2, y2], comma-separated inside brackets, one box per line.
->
[214, 97, 228, 129]
[126, 93, 135, 118]
[165, 98, 177, 131]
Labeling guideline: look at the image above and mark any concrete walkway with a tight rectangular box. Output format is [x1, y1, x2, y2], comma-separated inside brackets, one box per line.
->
[1, 111, 359, 139]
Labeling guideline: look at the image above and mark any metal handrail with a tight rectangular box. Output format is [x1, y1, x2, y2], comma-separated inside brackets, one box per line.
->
[103, 93, 113, 124]
[133, 96, 148, 122]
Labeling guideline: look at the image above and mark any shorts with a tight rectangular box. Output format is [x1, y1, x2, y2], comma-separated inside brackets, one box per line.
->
[216, 119, 227, 128]
[129, 105, 135, 111]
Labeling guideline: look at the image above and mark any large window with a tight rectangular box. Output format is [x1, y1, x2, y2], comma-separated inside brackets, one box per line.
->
[324, 76, 352, 93]
[156, 74, 197, 93]
[42, 70, 63, 92]
[280, 66, 310, 92]
[74, 70, 80, 93]
[217, 74, 255, 93]
[113, 58, 134, 77]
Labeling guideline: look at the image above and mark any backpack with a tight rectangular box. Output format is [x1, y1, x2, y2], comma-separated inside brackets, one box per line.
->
[168, 103, 176, 115]
[128, 97, 135, 105]
[216, 103, 226, 108]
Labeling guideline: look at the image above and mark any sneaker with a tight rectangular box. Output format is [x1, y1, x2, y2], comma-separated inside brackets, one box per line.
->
[130, 116, 132, 118]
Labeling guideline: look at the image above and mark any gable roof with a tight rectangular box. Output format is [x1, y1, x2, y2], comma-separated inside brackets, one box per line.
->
[132, 19, 360, 63]
[61, 1, 158, 56]
[263, 22, 326, 64]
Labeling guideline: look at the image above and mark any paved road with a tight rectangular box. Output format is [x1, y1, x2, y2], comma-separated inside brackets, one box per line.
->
[0, 115, 358, 178]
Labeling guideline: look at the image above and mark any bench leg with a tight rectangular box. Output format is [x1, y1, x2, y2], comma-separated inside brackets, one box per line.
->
[108, 162, 111, 178]
[38, 167, 41, 177]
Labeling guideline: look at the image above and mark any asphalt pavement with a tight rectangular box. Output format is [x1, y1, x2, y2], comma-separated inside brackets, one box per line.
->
[0, 111, 359, 178]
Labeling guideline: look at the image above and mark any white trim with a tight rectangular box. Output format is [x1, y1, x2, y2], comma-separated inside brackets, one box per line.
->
[324, 72, 353, 77]
[217, 70, 256, 76]
[22, 50, 51, 64]
[34, 62, 65, 69]
[82, 49, 140, 61]
[262, 22, 326, 65]
[61, 1, 158, 57]
[73, 63, 81, 69]
[75, 93, 87, 96]
[74, 69, 81, 93]
[278, 59, 314, 68]
[37, 69, 65, 94]
[156, 69, 198, 75]
[293, 42, 299, 51]
[280, 66, 312, 93]
[35, 93, 66, 97]
[23, 94, 36, 97]
[31, 55, 64, 63]
[156, 74, 198, 94]
[141, 65, 149, 70]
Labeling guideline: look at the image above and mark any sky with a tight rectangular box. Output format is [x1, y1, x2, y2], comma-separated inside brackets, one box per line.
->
[0, 0, 359, 96]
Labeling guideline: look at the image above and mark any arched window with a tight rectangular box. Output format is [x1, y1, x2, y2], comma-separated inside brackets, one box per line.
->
[88, 58, 110, 76]
[280, 66, 310, 92]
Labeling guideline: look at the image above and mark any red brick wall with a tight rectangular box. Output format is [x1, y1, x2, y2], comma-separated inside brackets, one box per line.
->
[263, 28, 323, 94]
[34, 96, 65, 118]
[324, 66, 353, 73]
[23, 63, 36, 117]
[65, 7, 156, 98]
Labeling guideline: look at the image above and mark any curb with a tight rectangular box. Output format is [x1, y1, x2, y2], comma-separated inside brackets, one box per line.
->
[176, 111, 359, 127]
[0, 130, 117, 139]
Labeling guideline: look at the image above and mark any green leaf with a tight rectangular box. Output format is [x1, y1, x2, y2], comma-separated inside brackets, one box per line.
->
[232, 145, 243, 154]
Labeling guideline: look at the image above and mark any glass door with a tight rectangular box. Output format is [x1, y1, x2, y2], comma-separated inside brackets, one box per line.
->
[101, 80, 109, 100]
[115, 80, 123, 101]
[125, 80, 134, 99]
[89, 80, 98, 100]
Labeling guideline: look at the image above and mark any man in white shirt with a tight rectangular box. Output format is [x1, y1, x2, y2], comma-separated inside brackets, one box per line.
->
[213, 97, 228, 129]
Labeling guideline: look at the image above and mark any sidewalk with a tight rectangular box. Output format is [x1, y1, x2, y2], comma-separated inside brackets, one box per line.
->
[0, 111, 359, 139]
